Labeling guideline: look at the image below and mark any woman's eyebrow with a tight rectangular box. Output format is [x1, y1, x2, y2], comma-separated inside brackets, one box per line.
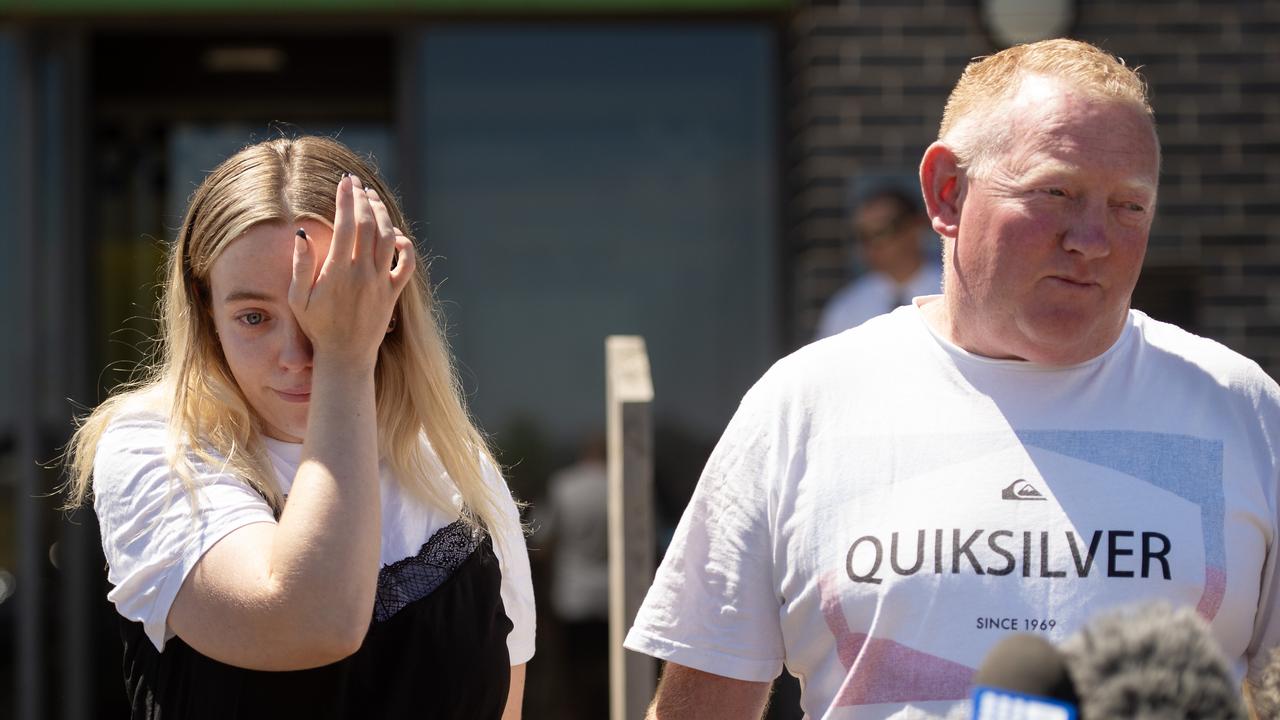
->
[222, 289, 277, 304]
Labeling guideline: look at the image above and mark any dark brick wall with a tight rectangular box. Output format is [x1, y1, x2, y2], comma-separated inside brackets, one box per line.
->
[788, 0, 1280, 375]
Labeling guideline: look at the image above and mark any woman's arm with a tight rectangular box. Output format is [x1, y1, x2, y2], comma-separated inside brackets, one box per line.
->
[502, 663, 527, 720]
[167, 175, 415, 670]
[166, 363, 380, 669]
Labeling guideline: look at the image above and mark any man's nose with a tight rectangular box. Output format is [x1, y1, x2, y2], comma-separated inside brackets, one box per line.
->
[1061, 201, 1111, 259]
[279, 317, 313, 371]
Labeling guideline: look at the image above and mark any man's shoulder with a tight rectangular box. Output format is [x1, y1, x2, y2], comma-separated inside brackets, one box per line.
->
[1131, 310, 1278, 395]
[771, 309, 921, 390]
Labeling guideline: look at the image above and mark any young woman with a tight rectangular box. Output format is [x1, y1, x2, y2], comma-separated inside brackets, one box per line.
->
[65, 136, 534, 719]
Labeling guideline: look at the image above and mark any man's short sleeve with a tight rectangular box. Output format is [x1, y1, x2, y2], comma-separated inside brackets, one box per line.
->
[624, 375, 790, 682]
[1244, 374, 1280, 687]
[1248, 531, 1280, 688]
[93, 410, 277, 652]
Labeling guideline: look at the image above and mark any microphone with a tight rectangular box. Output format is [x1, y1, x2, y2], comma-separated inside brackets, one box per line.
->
[970, 633, 1080, 719]
[1058, 603, 1245, 720]
[1252, 647, 1280, 719]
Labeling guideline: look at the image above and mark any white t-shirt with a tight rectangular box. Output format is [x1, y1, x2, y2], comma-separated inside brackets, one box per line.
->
[626, 300, 1280, 719]
[815, 264, 942, 340]
[93, 408, 536, 665]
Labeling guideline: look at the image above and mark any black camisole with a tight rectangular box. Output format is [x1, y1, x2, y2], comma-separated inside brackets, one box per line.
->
[117, 520, 514, 719]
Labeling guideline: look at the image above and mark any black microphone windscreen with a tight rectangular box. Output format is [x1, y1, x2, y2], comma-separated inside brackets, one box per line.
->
[973, 632, 1080, 707]
[1060, 603, 1246, 720]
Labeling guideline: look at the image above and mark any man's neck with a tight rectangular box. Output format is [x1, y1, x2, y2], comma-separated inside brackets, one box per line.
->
[919, 294, 1129, 366]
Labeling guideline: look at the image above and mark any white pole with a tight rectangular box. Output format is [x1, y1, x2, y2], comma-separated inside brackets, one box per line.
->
[606, 335, 656, 720]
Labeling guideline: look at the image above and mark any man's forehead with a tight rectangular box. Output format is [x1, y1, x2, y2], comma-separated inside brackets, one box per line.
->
[999, 78, 1159, 184]
[1016, 157, 1158, 195]
[1005, 74, 1153, 131]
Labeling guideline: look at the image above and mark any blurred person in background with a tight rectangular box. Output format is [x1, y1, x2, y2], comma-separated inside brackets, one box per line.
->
[63, 137, 534, 719]
[625, 39, 1280, 719]
[535, 433, 610, 720]
[814, 187, 941, 339]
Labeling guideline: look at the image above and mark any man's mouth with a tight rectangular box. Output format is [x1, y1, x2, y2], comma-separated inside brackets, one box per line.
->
[1048, 274, 1096, 288]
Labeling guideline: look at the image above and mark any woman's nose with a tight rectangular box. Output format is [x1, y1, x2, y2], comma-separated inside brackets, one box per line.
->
[279, 317, 313, 371]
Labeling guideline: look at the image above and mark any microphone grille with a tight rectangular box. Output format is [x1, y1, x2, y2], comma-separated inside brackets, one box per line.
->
[1059, 603, 1245, 720]
[1252, 647, 1280, 720]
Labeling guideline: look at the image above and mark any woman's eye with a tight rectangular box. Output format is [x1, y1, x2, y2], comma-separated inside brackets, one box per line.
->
[239, 311, 266, 326]
[1045, 188, 1068, 198]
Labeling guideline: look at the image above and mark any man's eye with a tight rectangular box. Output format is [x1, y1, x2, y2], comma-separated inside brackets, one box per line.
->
[1045, 188, 1068, 198]
[1112, 201, 1146, 214]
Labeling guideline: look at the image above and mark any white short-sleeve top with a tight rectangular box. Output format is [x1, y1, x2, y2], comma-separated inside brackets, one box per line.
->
[92, 407, 536, 664]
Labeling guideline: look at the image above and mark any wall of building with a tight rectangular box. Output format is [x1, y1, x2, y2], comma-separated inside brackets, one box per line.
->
[788, 0, 1280, 374]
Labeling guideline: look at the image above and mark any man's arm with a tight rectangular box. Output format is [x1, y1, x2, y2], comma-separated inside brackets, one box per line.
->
[645, 662, 772, 720]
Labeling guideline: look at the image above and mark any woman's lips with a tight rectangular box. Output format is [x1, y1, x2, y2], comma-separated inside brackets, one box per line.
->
[273, 389, 311, 403]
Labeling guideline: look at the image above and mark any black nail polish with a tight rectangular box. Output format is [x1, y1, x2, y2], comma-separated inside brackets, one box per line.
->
[296, 228, 307, 238]
[341, 171, 350, 178]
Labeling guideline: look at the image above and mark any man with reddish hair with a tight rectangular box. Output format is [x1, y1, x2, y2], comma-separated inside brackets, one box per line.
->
[626, 39, 1280, 718]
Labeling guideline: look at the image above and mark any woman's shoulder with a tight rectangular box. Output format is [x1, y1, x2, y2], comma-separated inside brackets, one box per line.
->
[92, 387, 235, 499]
[94, 394, 174, 468]
[98, 388, 172, 440]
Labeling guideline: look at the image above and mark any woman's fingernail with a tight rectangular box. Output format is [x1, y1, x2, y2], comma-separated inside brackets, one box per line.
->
[341, 171, 350, 178]
[296, 228, 307, 238]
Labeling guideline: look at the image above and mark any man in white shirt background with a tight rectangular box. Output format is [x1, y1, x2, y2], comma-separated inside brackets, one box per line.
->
[814, 187, 942, 340]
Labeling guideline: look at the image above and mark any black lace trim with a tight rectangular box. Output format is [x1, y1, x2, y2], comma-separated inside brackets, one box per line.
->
[372, 519, 484, 623]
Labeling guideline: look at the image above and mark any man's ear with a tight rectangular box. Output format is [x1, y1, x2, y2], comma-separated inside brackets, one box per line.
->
[920, 141, 964, 240]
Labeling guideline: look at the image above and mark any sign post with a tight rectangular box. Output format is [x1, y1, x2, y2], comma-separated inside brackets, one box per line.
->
[606, 335, 656, 720]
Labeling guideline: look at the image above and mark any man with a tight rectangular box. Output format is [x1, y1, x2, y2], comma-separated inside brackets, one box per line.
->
[624, 39, 1280, 719]
[814, 188, 941, 339]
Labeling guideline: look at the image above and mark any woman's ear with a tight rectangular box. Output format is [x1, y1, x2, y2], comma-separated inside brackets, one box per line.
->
[919, 141, 964, 240]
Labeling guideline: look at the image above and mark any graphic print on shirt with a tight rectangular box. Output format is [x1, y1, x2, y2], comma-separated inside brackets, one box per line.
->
[815, 430, 1224, 709]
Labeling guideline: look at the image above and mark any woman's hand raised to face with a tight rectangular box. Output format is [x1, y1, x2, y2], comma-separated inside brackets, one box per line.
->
[288, 174, 415, 370]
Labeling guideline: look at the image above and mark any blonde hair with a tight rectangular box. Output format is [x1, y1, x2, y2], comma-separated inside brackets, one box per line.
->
[940, 38, 1155, 176]
[64, 136, 511, 543]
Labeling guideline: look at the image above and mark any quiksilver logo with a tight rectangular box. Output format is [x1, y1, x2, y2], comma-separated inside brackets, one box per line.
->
[1002, 479, 1046, 501]
[844, 528, 1173, 584]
